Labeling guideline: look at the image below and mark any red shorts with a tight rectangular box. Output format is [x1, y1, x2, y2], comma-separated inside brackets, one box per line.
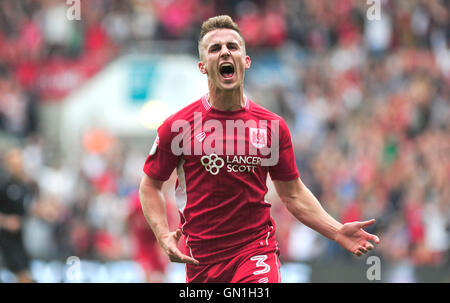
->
[186, 248, 281, 283]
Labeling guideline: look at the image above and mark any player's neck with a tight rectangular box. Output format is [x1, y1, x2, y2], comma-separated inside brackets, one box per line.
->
[208, 85, 245, 111]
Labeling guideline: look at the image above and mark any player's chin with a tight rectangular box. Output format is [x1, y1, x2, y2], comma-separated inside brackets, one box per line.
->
[218, 77, 240, 90]
[219, 83, 239, 91]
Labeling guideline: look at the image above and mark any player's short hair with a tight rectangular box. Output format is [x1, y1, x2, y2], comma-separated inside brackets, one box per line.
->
[198, 15, 245, 60]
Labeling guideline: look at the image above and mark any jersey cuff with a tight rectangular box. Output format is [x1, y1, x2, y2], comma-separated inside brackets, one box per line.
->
[143, 167, 170, 182]
[269, 172, 300, 181]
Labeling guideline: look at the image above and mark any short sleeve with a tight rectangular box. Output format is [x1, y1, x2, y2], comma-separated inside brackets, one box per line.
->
[268, 119, 300, 181]
[143, 121, 180, 181]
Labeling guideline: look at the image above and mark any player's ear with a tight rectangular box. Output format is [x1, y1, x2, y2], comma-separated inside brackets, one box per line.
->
[198, 61, 207, 74]
[245, 55, 251, 70]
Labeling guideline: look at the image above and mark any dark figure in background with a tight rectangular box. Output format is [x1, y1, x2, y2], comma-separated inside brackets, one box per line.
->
[0, 148, 35, 282]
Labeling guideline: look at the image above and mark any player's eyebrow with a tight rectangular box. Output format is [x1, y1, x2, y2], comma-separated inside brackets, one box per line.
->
[208, 43, 221, 51]
[227, 41, 239, 48]
[208, 40, 240, 52]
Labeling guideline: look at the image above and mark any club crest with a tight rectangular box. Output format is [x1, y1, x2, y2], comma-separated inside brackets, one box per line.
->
[249, 128, 267, 149]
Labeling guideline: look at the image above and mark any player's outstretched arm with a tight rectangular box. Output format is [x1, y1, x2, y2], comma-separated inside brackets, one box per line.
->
[272, 178, 380, 257]
[139, 174, 199, 265]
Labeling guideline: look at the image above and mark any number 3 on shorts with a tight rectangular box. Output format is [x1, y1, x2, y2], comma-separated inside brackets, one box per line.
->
[250, 255, 271, 275]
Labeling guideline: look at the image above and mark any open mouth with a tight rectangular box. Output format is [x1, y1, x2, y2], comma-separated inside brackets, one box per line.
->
[219, 63, 235, 79]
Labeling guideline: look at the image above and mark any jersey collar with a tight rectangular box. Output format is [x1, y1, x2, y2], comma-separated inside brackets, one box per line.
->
[201, 93, 250, 112]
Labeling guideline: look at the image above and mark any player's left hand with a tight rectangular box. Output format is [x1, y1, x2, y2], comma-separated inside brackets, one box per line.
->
[334, 219, 380, 257]
[2, 215, 21, 233]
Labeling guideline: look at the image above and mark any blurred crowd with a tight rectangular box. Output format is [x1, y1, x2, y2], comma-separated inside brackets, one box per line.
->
[0, 0, 449, 282]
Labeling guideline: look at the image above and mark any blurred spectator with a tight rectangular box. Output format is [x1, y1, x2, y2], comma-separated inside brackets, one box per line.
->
[0, 68, 38, 137]
[0, 147, 36, 282]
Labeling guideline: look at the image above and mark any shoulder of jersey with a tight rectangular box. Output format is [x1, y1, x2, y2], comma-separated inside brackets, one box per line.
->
[162, 98, 204, 125]
[247, 99, 285, 122]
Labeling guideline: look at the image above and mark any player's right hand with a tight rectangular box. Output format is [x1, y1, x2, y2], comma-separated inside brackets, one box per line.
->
[159, 229, 200, 265]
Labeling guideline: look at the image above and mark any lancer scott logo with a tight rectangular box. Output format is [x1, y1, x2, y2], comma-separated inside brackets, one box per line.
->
[201, 154, 224, 175]
[201, 154, 263, 175]
[170, 113, 280, 172]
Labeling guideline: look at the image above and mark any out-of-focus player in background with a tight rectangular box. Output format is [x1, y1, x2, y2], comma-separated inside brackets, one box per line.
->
[0, 148, 35, 282]
[126, 190, 178, 282]
[139, 15, 380, 283]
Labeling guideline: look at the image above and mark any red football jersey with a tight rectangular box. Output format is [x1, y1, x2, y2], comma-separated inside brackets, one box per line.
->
[143, 94, 299, 263]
